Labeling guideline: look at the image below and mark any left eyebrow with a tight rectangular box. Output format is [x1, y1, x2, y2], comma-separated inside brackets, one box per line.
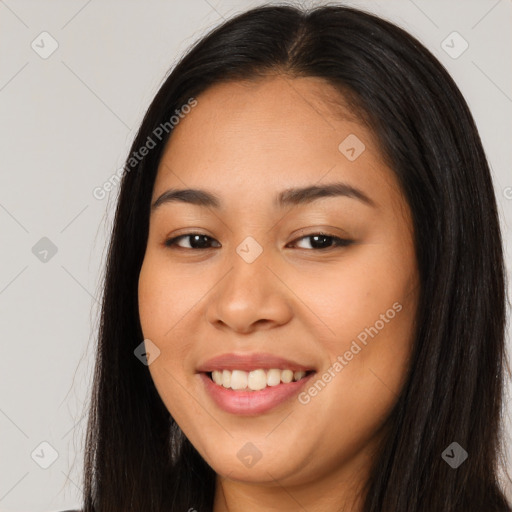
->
[151, 181, 377, 211]
[276, 182, 376, 209]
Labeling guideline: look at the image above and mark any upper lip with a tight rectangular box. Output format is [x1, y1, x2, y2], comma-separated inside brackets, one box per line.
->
[196, 352, 315, 373]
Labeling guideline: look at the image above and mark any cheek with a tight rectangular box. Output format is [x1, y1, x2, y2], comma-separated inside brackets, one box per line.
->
[296, 241, 417, 427]
[293, 241, 415, 340]
[296, 297, 416, 469]
[138, 253, 200, 340]
[137, 252, 209, 382]
[137, 257, 198, 421]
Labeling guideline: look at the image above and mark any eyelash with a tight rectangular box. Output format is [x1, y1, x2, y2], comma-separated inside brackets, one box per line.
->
[164, 232, 353, 251]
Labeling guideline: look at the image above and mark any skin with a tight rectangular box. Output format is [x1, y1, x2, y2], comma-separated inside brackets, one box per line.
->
[138, 75, 420, 512]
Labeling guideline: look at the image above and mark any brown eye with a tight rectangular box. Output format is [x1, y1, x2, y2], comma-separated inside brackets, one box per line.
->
[164, 233, 221, 250]
[288, 232, 353, 250]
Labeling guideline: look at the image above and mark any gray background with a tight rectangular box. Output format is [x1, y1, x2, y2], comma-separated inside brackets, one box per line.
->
[0, 0, 511, 510]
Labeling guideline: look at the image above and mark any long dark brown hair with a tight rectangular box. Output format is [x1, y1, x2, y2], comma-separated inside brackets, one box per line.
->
[80, 4, 512, 511]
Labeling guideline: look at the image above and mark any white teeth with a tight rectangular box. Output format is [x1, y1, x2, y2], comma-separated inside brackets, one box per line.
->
[209, 368, 310, 391]
[212, 370, 223, 385]
[294, 370, 306, 381]
[281, 369, 293, 383]
[248, 369, 267, 390]
[222, 369, 231, 388]
[230, 370, 248, 390]
[266, 369, 281, 387]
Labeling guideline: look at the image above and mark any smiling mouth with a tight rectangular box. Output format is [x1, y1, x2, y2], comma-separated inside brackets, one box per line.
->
[206, 368, 315, 392]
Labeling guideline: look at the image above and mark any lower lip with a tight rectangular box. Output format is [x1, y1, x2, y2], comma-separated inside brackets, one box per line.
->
[199, 372, 315, 415]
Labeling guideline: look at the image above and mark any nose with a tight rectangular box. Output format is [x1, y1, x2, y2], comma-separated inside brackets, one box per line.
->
[205, 245, 293, 334]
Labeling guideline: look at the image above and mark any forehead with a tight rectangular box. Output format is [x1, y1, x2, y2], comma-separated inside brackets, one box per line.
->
[152, 75, 401, 214]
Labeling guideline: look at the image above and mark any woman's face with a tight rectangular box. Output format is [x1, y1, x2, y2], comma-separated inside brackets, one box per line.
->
[138, 75, 419, 495]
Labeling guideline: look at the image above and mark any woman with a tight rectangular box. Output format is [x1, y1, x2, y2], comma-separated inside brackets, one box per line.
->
[74, 4, 511, 511]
